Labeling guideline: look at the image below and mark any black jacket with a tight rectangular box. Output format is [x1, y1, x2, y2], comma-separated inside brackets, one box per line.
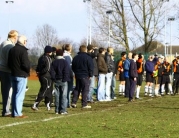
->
[72, 52, 94, 79]
[87, 49, 98, 76]
[36, 54, 52, 77]
[129, 59, 138, 79]
[50, 56, 70, 82]
[105, 52, 114, 73]
[8, 43, 30, 77]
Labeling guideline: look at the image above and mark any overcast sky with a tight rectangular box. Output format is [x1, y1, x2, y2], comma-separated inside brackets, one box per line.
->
[0, 0, 88, 46]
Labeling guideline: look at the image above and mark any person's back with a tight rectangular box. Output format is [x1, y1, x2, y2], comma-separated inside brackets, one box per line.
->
[72, 51, 93, 79]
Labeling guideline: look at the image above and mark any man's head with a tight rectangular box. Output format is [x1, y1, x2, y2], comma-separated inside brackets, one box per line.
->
[44, 45, 52, 55]
[98, 47, 105, 55]
[121, 51, 126, 58]
[17, 35, 27, 46]
[56, 49, 64, 56]
[128, 52, 132, 59]
[87, 44, 94, 53]
[8, 30, 18, 44]
[79, 45, 87, 53]
[132, 53, 138, 60]
[148, 55, 154, 61]
[107, 47, 114, 55]
[64, 44, 72, 52]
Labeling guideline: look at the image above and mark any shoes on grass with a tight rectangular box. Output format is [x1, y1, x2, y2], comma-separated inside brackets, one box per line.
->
[82, 105, 91, 109]
[31, 106, 39, 111]
[60, 112, 68, 115]
[71, 104, 77, 108]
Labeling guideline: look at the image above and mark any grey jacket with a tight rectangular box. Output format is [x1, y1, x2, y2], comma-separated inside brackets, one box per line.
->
[0, 39, 15, 73]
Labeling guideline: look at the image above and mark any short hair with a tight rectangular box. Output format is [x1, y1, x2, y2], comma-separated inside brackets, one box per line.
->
[8, 30, 18, 38]
[79, 45, 87, 52]
[17, 35, 27, 45]
[121, 52, 126, 57]
[107, 47, 113, 53]
[99, 47, 105, 53]
[64, 44, 72, 51]
[132, 53, 137, 59]
[138, 53, 142, 59]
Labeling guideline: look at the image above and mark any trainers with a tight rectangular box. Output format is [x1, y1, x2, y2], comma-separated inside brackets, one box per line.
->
[82, 105, 91, 109]
[31, 106, 38, 111]
[144, 92, 148, 96]
[60, 112, 68, 115]
[55, 112, 59, 114]
[71, 104, 77, 108]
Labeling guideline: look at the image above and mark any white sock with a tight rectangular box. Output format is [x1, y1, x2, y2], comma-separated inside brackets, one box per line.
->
[119, 85, 122, 93]
[145, 86, 148, 93]
[46, 102, 50, 108]
[136, 87, 140, 98]
[149, 86, 153, 95]
[33, 102, 38, 107]
[168, 84, 173, 92]
[154, 88, 159, 95]
[122, 85, 125, 93]
[161, 84, 165, 93]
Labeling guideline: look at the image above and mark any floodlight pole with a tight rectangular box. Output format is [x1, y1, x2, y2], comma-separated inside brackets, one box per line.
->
[5, 1, 14, 31]
[83, 0, 91, 45]
[106, 10, 113, 47]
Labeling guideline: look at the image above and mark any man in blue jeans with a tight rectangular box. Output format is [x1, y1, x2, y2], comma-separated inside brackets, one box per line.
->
[8, 35, 30, 118]
[51, 49, 70, 114]
[71, 45, 94, 108]
[0, 30, 18, 117]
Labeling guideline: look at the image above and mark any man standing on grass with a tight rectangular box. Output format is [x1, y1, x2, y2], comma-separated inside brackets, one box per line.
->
[50, 49, 70, 115]
[128, 53, 138, 102]
[8, 35, 30, 118]
[31, 46, 53, 111]
[71, 45, 93, 108]
[0, 30, 18, 117]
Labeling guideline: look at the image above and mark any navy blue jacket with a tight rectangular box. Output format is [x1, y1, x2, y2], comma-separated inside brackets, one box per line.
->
[50, 56, 70, 82]
[129, 59, 138, 79]
[145, 60, 155, 74]
[72, 52, 94, 79]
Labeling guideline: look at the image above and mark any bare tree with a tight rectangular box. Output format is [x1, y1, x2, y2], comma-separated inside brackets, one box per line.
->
[33, 24, 59, 50]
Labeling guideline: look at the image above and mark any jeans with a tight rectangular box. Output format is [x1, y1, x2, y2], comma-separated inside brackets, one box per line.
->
[105, 72, 113, 100]
[54, 80, 68, 113]
[125, 77, 130, 97]
[67, 78, 73, 107]
[87, 76, 95, 102]
[129, 78, 137, 100]
[97, 74, 106, 101]
[111, 75, 116, 99]
[11, 77, 27, 117]
[72, 77, 90, 107]
[0, 71, 12, 116]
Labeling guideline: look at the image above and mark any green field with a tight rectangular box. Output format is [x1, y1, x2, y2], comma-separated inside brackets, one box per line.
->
[0, 80, 179, 138]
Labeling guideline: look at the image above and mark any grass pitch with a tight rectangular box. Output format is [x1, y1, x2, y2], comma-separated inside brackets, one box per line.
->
[0, 80, 179, 138]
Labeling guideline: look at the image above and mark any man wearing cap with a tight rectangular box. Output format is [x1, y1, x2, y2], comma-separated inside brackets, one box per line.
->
[31, 45, 53, 111]
[50, 49, 70, 114]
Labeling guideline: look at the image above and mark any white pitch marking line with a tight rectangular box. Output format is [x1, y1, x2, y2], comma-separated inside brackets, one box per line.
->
[0, 98, 153, 129]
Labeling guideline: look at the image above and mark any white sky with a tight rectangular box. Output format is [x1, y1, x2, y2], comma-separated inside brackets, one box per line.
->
[0, 0, 88, 46]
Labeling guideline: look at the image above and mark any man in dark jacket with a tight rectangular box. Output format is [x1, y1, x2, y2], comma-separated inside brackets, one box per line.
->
[8, 35, 30, 118]
[87, 44, 98, 103]
[71, 45, 94, 108]
[50, 49, 70, 114]
[31, 45, 53, 111]
[145, 55, 155, 97]
[104, 47, 114, 101]
[129, 53, 138, 102]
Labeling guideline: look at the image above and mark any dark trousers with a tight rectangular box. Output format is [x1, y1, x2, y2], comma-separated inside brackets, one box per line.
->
[72, 77, 90, 107]
[173, 73, 179, 94]
[35, 76, 52, 106]
[129, 78, 137, 100]
[125, 77, 130, 97]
